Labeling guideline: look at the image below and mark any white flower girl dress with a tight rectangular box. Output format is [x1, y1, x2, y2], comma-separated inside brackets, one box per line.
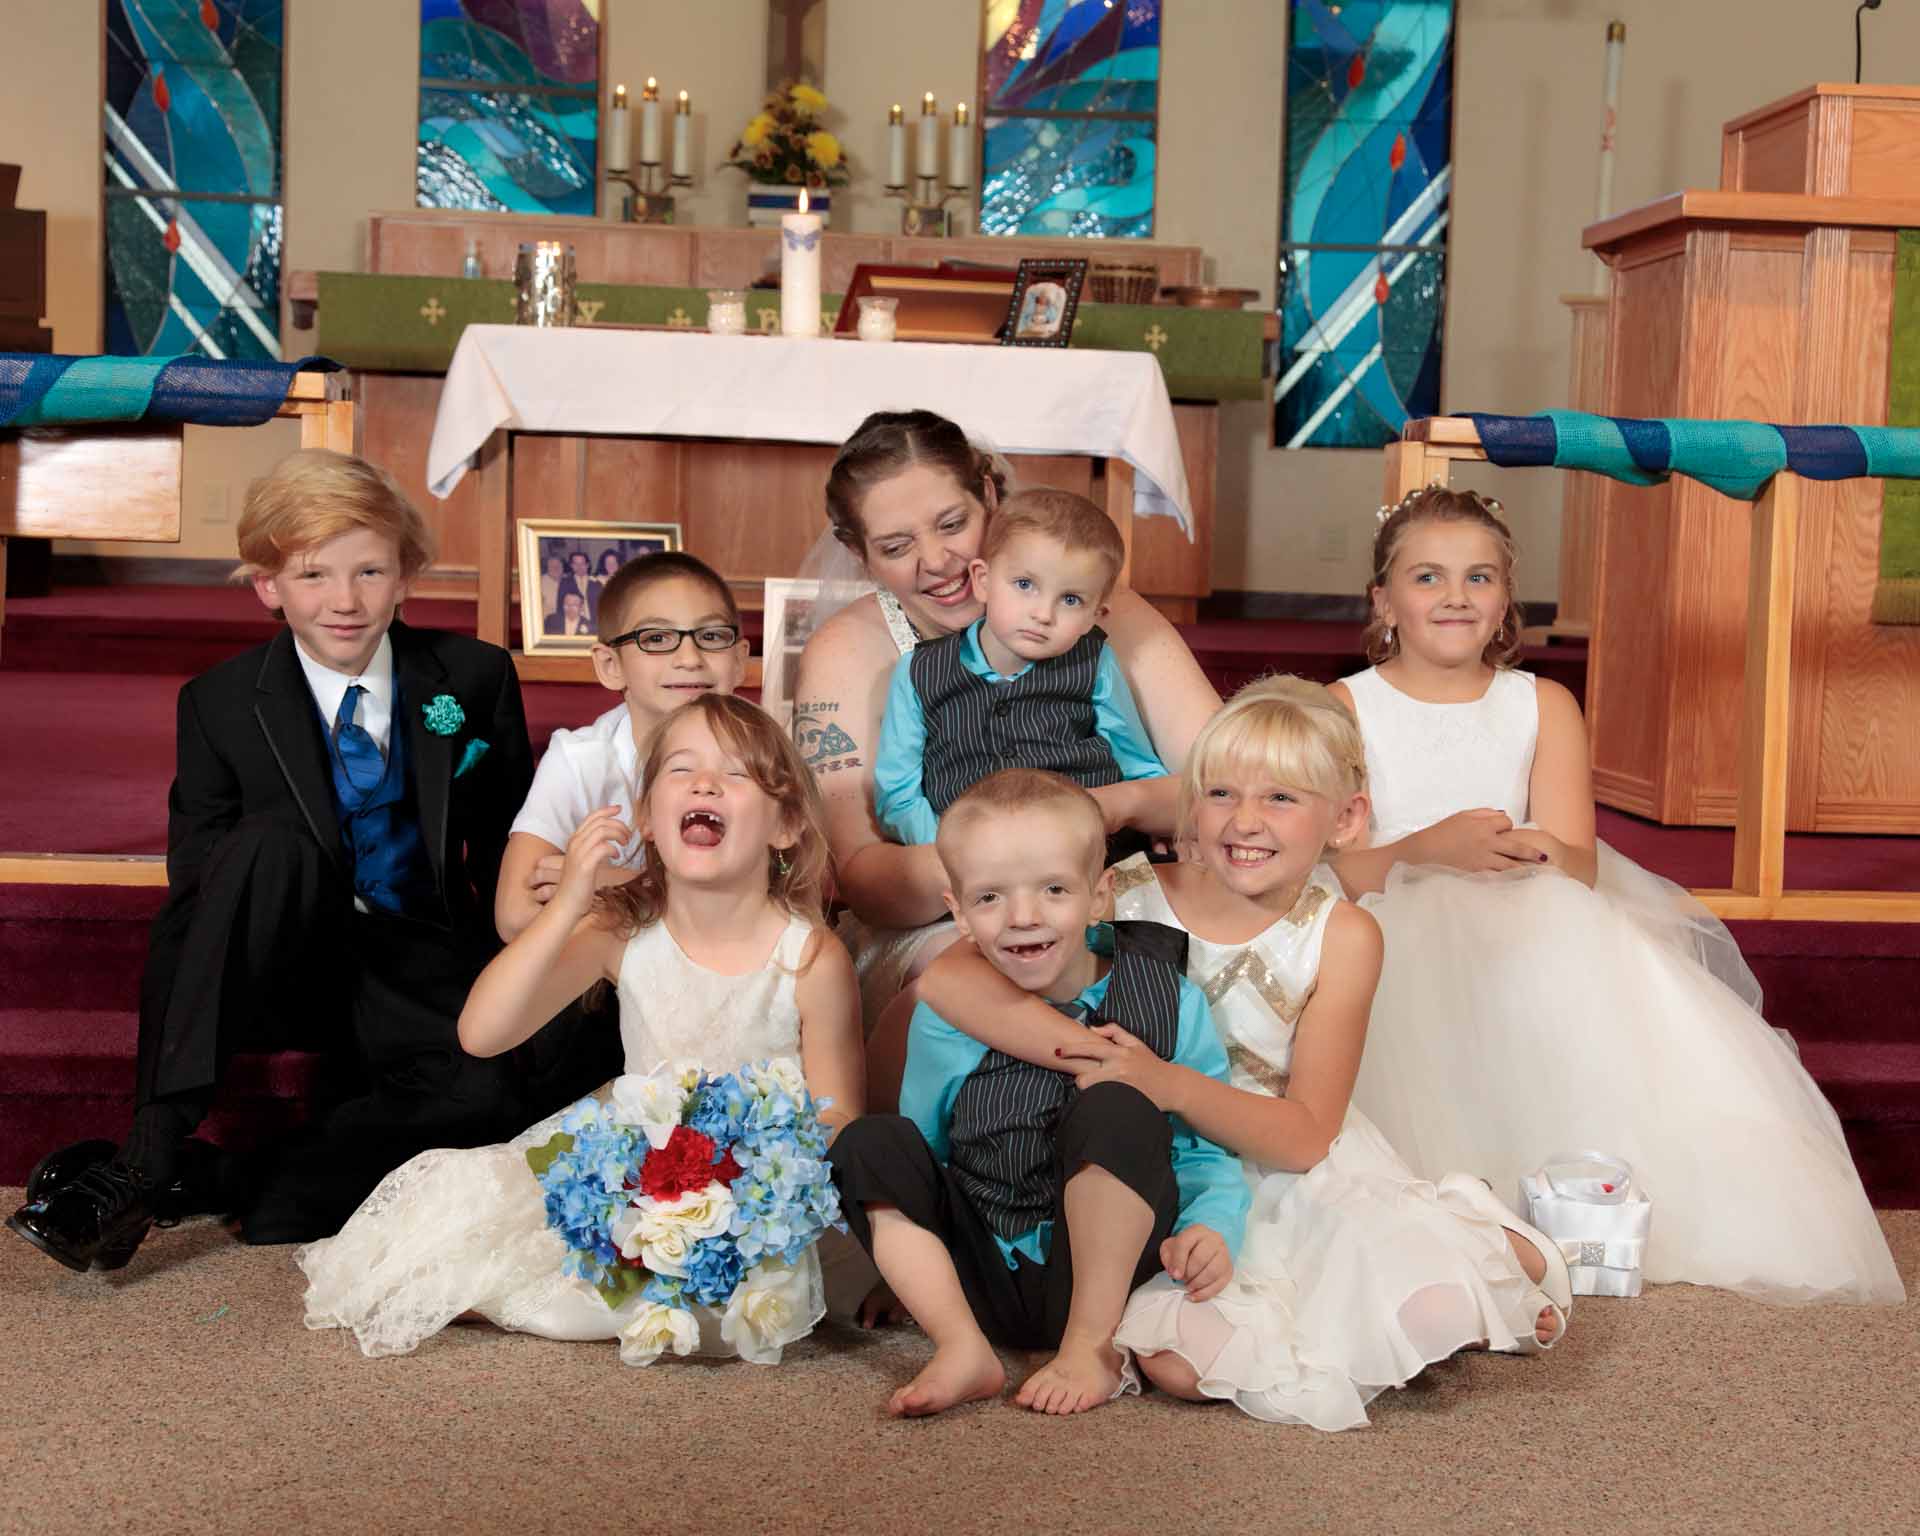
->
[1341, 665, 1902, 1305]
[1110, 856, 1556, 1430]
[299, 915, 838, 1361]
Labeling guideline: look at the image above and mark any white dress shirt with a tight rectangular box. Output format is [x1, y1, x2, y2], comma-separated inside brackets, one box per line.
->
[294, 632, 395, 757]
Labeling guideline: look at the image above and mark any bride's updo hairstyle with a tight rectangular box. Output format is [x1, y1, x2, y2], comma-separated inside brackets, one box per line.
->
[1179, 675, 1367, 838]
[824, 409, 1009, 558]
[601, 693, 832, 941]
[1363, 484, 1525, 669]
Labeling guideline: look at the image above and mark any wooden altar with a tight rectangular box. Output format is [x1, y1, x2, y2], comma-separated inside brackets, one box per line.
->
[304, 211, 1226, 620]
[1579, 84, 1920, 834]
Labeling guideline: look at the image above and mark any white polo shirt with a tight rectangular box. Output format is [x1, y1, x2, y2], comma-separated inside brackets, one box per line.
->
[510, 702, 645, 865]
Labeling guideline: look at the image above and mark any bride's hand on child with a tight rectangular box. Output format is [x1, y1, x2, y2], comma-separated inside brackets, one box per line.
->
[1060, 1024, 1177, 1108]
[1161, 1224, 1231, 1303]
[1413, 809, 1546, 873]
[556, 807, 631, 914]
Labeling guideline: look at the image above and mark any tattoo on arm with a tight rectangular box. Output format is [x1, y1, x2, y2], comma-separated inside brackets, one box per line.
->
[793, 709, 863, 774]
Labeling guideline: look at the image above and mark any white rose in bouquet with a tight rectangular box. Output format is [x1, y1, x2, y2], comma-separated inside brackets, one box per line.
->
[751, 1057, 811, 1103]
[619, 1182, 737, 1274]
[720, 1257, 821, 1365]
[618, 1302, 699, 1366]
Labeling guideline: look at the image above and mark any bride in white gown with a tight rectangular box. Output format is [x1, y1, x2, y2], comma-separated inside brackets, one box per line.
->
[1329, 485, 1902, 1306]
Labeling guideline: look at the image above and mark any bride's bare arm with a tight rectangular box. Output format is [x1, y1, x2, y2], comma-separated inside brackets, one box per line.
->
[1100, 588, 1222, 770]
[791, 607, 952, 928]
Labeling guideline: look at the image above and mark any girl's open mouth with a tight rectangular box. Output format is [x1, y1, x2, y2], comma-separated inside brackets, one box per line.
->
[680, 809, 727, 847]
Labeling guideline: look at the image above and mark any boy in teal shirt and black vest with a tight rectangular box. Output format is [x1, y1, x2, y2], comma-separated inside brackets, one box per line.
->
[829, 769, 1247, 1418]
[10, 450, 534, 1272]
[873, 487, 1177, 862]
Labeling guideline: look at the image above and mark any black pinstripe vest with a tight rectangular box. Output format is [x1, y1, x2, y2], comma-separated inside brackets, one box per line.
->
[947, 920, 1189, 1243]
[909, 624, 1122, 817]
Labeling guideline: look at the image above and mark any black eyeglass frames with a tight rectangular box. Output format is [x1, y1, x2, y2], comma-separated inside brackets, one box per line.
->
[603, 624, 742, 654]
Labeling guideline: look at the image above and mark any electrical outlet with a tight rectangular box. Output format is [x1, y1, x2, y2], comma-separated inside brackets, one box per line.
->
[1315, 523, 1345, 563]
[199, 482, 230, 525]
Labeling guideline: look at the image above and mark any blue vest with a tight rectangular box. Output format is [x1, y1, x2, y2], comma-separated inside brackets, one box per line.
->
[328, 686, 435, 918]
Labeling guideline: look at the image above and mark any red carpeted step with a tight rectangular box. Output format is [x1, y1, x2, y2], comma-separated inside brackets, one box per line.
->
[0, 882, 161, 1009]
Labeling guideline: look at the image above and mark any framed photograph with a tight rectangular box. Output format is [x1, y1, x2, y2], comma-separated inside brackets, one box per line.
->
[760, 575, 864, 729]
[517, 518, 681, 654]
[1001, 257, 1088, 348]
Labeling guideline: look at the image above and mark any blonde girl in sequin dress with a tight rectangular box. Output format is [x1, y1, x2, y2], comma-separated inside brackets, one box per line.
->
[917, 678, 1570, 1429]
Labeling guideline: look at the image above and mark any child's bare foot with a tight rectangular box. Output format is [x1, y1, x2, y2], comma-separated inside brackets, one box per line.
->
[1013, 1336, 1127, 1415]
[1504, 1229, 1563, 1345]
[888, 1339, 1005, 1418]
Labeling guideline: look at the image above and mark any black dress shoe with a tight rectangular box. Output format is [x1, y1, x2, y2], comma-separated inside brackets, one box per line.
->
[7, 1162, 159, 1273]
[22, 1137, 221, 1228]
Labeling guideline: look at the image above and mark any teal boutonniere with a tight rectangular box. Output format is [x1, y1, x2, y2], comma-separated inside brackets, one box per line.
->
[455, 739, 491, 778]
[422, 694, 465, 736]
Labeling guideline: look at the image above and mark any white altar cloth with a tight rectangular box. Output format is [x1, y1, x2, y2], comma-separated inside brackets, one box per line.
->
[425, 325, 1193, 535]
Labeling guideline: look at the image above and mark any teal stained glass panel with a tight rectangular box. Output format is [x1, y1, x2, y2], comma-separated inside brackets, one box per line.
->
[418, 1, 599, 216]
[1275, 0, 1454, 448]
[103, 0, 283, 360]
[980, 0, 1160, 240]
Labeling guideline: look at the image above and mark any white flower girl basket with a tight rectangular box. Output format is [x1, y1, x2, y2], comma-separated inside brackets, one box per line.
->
[1517, 1151, 1652, 1298]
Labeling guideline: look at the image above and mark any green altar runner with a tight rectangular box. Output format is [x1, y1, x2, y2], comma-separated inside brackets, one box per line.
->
[312, 272, 1268, 403]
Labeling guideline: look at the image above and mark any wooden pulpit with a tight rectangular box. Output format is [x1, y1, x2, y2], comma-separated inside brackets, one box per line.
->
[1581, 84, 1920, 834]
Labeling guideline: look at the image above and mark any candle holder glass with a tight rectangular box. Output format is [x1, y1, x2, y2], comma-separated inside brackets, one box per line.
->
[514, 243, 576, 327]
[856, 296, 899, 342]
[706, 289, 749, 336]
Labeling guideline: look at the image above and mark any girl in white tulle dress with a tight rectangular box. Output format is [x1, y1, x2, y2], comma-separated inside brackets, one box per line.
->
[299, 695, 866, 1362]
[1329, 485, 1901, 1306]
[918, 678, 1572, 1429]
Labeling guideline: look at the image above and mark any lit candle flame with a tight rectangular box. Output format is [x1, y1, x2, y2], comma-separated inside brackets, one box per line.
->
[798, 187, 810, 213]
[612, 83, 627, 107]
[922, 91, 936, 114]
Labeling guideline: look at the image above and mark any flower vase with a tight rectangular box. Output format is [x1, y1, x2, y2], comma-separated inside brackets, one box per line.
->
[747, 184, 830, 228]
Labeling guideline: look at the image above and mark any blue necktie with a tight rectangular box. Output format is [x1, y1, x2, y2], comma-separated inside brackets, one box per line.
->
[332, 683, 385, 809]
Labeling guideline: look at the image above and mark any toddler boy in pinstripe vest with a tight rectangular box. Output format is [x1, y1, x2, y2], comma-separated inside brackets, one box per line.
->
[829, 770, 1246, 1418]
[873, 488, 1173, 860]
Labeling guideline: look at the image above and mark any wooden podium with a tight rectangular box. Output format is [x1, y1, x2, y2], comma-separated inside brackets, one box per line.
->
[1580, 84, 1920, 833]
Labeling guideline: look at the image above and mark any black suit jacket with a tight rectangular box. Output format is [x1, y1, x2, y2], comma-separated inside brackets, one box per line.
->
[150, 619, 534, 981]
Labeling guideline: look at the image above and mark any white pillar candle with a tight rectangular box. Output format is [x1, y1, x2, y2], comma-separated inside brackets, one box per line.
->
[606, 83, 630, 174]
[949, 102, 971, 189]
[780, 190, 823, 338]
[639, 77, 662, 166]
[887, 103, 906, 188]
[672, 91, 692, 179]
[916, 92, 939, 180]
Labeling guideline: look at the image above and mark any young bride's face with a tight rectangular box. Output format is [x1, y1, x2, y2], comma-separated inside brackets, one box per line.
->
[1192, 765, 1363, 908]
[1373, 519, 1509, 669]
[641, 712, 794, 891]
[857, 463, 990, 636]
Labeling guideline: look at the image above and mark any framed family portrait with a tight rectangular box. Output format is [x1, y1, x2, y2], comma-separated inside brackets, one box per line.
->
[1001, 256, 1088, 348]
[517, 518, 681, 654]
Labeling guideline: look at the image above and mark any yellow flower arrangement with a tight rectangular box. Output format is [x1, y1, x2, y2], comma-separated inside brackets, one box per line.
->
[725, 80, 850, 189]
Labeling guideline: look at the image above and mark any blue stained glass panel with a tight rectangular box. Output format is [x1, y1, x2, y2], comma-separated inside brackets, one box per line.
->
[103, 0, 283, 360]
[980, 0, 1159, 240]
[1275, 0, 1454, 448]
[417, 2, 599, 216]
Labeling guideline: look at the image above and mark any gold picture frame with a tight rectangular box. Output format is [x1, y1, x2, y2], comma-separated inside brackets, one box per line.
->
[517, 518, 681, 654]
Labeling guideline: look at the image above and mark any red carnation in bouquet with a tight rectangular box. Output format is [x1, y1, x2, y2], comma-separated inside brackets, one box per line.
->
[637, 1126, 741, 1203]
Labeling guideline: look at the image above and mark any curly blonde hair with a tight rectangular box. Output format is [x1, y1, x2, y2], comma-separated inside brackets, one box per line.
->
[1178, 675, 1367, 840]
[599, 694, 831, 942]
[1363, 484, 1524, 669]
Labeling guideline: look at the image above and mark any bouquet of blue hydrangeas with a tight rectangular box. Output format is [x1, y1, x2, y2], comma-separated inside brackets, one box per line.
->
[525, 1058, 844, 1365]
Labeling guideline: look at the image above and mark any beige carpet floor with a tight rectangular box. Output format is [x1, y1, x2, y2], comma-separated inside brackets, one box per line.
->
[3, 1198, 1916, 1536]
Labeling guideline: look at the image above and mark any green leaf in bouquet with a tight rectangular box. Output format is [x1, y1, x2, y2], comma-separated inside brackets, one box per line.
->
[595, 1261, 650, 1310]
[524, 1130, 575, 1178]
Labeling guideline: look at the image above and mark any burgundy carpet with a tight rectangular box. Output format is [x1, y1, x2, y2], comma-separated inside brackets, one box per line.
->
[1, 585, 1913, 1200]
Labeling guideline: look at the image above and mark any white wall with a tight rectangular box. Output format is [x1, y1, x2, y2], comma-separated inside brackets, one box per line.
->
[12, 0, 1920, 590]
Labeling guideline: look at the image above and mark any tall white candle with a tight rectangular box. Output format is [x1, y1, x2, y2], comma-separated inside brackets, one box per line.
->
[671, 91, 692, 179]
[639, 77, 663, 166]
[780, 189, 823, 338]
[1592, 21, 1626, 294]
[887, 103, 906, 188]
[916, 92, 939, 180]
[606, 82, 630, 174]
[949, 102, 971, 189]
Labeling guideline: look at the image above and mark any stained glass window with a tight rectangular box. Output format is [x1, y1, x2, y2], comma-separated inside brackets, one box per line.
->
[1275, 0, 1454, 449]
[979, 0, 1160, 239]
[104, 0, 283, 361]
[418, 0, 600, 217]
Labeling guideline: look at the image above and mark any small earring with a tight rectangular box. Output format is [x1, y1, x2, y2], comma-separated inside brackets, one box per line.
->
[773, 849, 791, 877]
[1384, 624, 1395, 652]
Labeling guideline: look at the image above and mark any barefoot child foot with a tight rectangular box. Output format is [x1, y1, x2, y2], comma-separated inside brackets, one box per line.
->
[1014, 1333, 1127, 1415]
[890, 1338, 1006, 1418]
